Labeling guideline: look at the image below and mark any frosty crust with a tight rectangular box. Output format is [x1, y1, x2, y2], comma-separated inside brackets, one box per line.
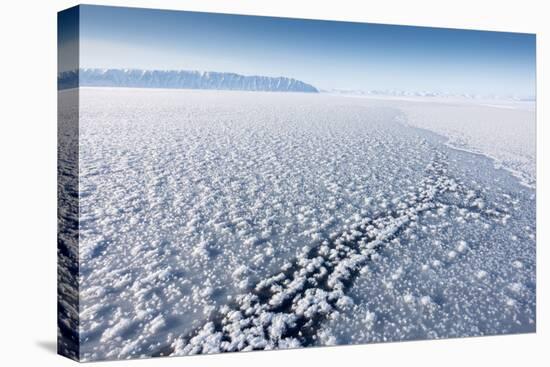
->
[168, 151, 514, 355]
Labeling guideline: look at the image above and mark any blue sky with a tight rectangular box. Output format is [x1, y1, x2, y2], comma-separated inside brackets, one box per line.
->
[69, 5, 535, 97]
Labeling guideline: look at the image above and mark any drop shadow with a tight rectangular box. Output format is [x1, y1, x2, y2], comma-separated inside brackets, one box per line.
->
[36, 340, 57, 354]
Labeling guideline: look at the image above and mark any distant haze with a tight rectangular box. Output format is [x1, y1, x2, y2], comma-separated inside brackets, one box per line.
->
[60, 5, 536, 99]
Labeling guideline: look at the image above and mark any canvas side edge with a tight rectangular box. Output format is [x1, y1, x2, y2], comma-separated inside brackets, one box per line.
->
[57, 5, 81, 362]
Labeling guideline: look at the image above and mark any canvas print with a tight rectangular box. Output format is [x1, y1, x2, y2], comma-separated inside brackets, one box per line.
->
[57, 5, 536, 362]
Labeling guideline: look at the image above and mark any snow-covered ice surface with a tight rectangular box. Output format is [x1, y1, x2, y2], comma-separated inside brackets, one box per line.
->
[71, 88, 535, 361]
[385, 98, 535, 188]
[58, 89, 80, 359]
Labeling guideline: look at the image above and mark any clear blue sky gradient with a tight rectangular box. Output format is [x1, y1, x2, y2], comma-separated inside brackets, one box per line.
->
[73, 5, 535, 97]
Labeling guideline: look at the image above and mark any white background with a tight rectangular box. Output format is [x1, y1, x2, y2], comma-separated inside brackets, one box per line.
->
[0, 0, 547, 365]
